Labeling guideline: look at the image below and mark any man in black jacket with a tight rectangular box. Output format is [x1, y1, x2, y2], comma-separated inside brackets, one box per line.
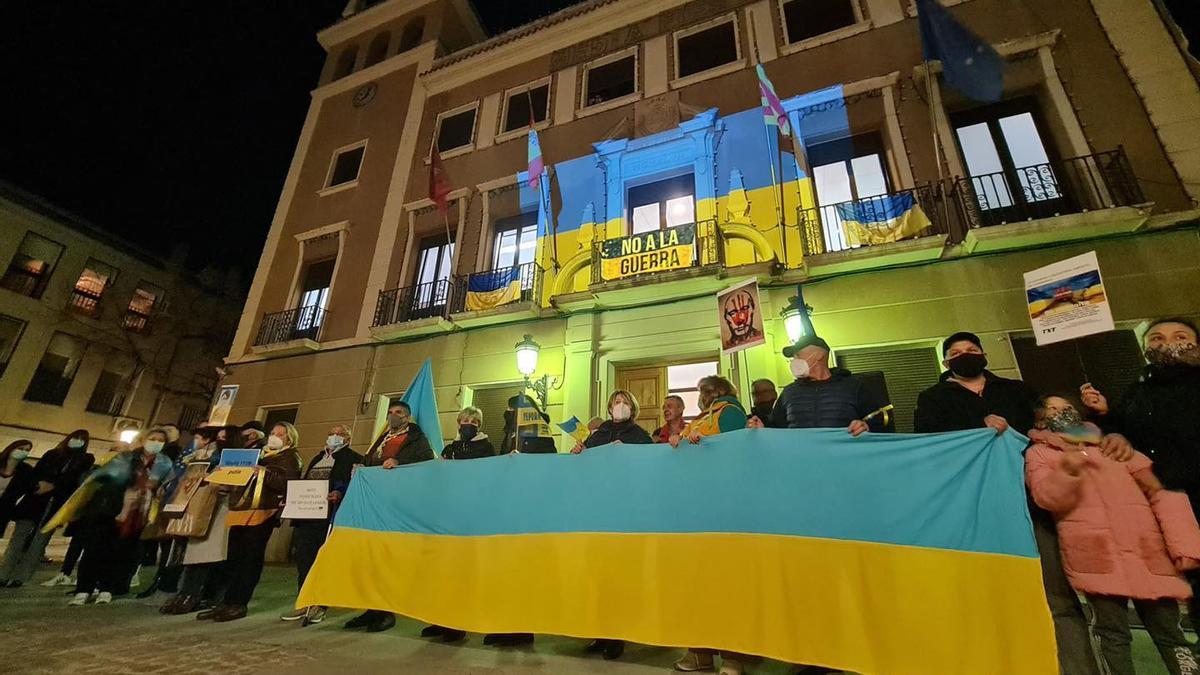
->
[752, 335, 886, 435]
[282, 423, 363, 626]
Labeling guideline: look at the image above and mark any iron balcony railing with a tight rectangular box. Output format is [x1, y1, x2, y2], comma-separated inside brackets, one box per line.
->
[956, 148, 1143, 229]
[254, 305, 325, 346]
[450, 261, 541, 314]
[796, 182, 954, 256]
[590, 219, 722, 285]
[123, 309, 152, 334]
[373, 278, 453, 327]
[68, 288, 105, 317]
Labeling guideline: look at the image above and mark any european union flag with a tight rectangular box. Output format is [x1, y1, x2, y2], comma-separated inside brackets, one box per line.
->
[916, 0, 1004, 102]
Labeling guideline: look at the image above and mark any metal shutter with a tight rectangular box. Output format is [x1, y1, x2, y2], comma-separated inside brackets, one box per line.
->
[470, 385, 523, 452]
[836, 345, 942, 433]
[1011, 330, 1143, 401]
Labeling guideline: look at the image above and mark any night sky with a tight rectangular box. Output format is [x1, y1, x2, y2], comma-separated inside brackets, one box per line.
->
[0, 1, 1195, 280]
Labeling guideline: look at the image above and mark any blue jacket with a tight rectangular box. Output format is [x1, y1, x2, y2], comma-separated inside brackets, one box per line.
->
[768, 369, 887, 431]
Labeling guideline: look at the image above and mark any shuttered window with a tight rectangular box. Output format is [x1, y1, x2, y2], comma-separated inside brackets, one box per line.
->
[1010, 331, 1143, 402]
[470, 386, 521, 450]
[836, 345, 942, 433]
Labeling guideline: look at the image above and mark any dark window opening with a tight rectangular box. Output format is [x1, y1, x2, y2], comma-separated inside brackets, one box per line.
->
[263, 406, 299, 429]
[436, 108, 476, 152]
[328, 146, 365, 188]
[0, 314, 26, 379]
[503, 84, 550, 133]
[24, 332, 85, 406]
[334, 45, 358, 79]
[585, 55, 636, 107]
[364, 32, 390, 66]
[783, 0, 858, 44]
[627, 174, 696, 234]
[677, 20, 738, 78]
[86, 368, 130, 415]
[399, 17, 425, 52]
[2, 232, 63, 299]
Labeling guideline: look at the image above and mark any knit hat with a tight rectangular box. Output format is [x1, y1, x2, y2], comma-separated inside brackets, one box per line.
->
[782, 334, 831, 358]
[942, 331, 982, 356]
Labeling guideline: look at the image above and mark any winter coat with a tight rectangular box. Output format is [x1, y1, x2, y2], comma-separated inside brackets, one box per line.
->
[293, 445, 362, 529]
[1097, 364, 1200, 496]
[22, 447, 94, 523]
[683, 396, 748, 438]
[1025, 428, 1195, 600]
[228, 446, 303, 517]
[584, 420, 652, 448]
[364, 423, 435, 467]
[442, 435, 495, 460]
[0, 462, 37, 531]
[914, 370, 1037, 435]
[769, 369, 887, 431]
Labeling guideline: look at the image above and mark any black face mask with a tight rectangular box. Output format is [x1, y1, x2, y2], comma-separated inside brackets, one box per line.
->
[459, 424, 478, 440]
[948, 353, 988, 378]
[503, 410, 515, 428]
[752, 403, 775, 419]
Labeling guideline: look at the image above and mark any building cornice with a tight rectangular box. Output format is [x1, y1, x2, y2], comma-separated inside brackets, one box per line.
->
[318, 0, 486, 50]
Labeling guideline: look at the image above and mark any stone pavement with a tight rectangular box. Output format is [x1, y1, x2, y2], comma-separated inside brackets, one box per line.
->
[0, 552, 1173, 674]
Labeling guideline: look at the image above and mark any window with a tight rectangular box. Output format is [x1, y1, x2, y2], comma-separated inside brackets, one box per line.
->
[412, 234, 454, 318]
[24, 332, 86, 406]
[333, 45, 358, 79]
[492, 213, 538, 270]
[69, 259, 117, 317]
[781, 0, 859, 44]
[470, 385, 518, 448]
[666, 361, 719, 420]
[86, 356, 133, 416]
[501, 81, 550, 134]
[808, 131, 891, 251]
[1011, 331, 1144, 406]
[178, 404, 207, 431]
[435, 105, 477, 153]
[0, 314, 26, 378]
[124, 282, 162, 333]
[951, 98, 1062, 219]
[326, 142, 366, 189]
[295, 258, 334, 336]
[1, 232, 63, 299]
[836, 345, 940, 433]
[364, 31, 390, 67]
[675, 16, 740, 79]
[399, 16, 425, 52]
[627, 174, 696, 234]
[263, 406, 299, 429]
[583, 51, 637, 107]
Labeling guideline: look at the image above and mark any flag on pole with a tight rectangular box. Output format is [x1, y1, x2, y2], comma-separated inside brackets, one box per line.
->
[916, 0, 1004, 103]
[527, 129, 544, 191]
[401, 357, 444, 453]
[429, 147, 451, 219]
[756, 64, 790, 137]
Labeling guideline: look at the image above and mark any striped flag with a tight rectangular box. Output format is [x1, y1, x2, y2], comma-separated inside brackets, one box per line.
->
[756, 64, 790, 137]
[527, 129, 544, 190]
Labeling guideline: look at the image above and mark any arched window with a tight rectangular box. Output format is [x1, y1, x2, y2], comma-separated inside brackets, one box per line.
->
[333, 45, 358, 79]
[399, 17, 425, 52]
[364, 32, 390, 67]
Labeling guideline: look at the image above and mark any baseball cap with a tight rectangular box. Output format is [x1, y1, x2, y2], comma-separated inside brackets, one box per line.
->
[782, 334, 830, 358]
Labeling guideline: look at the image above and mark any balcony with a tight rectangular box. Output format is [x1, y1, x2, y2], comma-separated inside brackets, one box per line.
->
[252, 305, 325, 355]
[370, 279, 454, 339]
[68, 288, 104, 317]
[450, 261, 543, 327]
[123, 309, 152, 334]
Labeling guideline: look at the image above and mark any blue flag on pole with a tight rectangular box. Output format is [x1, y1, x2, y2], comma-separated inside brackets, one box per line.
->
[916, 0, 1004, 102]
[401, 358, 444, 454]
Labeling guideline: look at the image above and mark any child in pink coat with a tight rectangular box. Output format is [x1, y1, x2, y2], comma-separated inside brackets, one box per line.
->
[1026, 395, 1200, 675]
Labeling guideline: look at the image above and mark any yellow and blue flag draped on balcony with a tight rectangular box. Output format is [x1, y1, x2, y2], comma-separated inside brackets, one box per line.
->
[464, 266, 522, 311]
[837, 192, 933, 247]
[298, 428, 1055, 674]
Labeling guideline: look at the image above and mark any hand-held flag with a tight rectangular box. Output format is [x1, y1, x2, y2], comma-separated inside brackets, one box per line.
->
[401, 358, 444, 453]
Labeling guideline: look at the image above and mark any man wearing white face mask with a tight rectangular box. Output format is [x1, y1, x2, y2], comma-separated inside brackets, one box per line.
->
[283, 424, 362, 626]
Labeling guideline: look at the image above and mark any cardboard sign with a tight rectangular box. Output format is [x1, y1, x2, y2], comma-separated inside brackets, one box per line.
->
[718, 279, 766, 355]
[162, 463, 208, 514]
[1024, 251, 1114, 346]
[219, 449, 262, 468]
[599, 223, 696, 281]
[208, 385, 239, 426]
[281, 480, 329, 520]
[205, 448, 261, 487]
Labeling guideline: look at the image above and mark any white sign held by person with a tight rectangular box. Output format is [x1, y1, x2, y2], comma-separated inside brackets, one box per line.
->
[1024, 251, 1115, 346]
[281, 480, 330, 520]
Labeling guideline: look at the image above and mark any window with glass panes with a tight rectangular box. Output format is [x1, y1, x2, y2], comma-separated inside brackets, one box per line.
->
[808, 131, 891, 251]
[502, 83, 550, 134]
[627, 174, 696, 234]
[666, 361, 719, 420]
[951, 97, 1061, 216]
[492, 212, 538, 272]
[584, 53, 636, 107]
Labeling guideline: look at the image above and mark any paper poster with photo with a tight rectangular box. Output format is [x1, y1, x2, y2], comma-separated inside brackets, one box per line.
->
[1024, 251, 1115, 346]
[162, 463, 209, 514]
[718, 280, 766, 355]
[209, 384, 239, 426]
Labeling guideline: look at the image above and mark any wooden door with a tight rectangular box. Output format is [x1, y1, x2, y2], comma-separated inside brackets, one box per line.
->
[615, 365, 665, 434]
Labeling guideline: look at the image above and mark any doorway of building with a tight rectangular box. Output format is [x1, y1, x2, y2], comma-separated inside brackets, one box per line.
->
[613, 360, 718, 433]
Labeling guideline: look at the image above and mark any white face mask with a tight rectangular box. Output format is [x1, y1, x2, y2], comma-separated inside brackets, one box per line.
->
[267, 435, 285, 450]
[326, 434, 345, 450]
[68, 439, 85, 449]
[790, 357, 810, 380]
[145, 440, 165, 455]
[10, 449, 30, 462]
[611, 402, 632, 422]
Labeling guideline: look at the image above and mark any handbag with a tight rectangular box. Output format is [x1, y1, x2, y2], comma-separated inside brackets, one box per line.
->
[165, 484, 219, 538]
[1150, 489, 1200, 572]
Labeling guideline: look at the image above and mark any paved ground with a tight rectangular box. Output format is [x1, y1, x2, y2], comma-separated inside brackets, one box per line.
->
[0, 538, 1174, 674]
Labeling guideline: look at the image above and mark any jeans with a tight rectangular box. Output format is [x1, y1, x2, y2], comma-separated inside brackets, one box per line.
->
[0, 520, 52, 584]
[220, 521, 275, 607]
[1032, 510, 1103, 675]
[1087, 595, 1198, 675]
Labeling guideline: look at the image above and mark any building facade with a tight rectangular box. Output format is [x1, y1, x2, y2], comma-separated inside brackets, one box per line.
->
[222, 0, 1200, 457]
[0, 182, 242, 454]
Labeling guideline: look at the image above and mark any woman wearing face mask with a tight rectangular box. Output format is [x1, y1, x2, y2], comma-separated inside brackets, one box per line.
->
[419, 408, 494, 643]
[201, 421, 302, 622]
[68, 428, 175, 605]
[0, 440, 38, 587]
[572, 390, 652, 453]
[1026, 395, 1200, 675]
[282, 424, 362, 626]
[0, 430, 94, 588]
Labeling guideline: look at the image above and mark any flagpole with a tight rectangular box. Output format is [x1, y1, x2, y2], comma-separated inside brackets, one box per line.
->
[746, 16, 786, 264]
[526, 92, 558, 274]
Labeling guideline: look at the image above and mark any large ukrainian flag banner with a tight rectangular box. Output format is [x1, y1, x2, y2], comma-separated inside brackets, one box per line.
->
[298, 428, 1056, 674]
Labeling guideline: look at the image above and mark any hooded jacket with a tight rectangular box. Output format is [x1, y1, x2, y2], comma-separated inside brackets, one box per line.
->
[442, 434, 495, 460]
[769, 368, 887, 431]
[913, 370, 1037, 435]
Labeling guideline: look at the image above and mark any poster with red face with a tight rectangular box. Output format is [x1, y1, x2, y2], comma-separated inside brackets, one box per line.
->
[718, 280, 766, 355]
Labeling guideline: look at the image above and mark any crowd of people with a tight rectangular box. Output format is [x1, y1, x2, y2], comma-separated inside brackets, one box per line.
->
[1, 318, 1199, 675]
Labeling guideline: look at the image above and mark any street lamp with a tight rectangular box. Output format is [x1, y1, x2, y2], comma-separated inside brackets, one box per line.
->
[514, 334, 557, 406]
[781, 295, 811, 345]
